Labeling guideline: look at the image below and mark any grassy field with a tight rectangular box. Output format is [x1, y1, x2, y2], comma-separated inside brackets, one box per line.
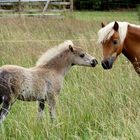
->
[0, 11, 140, 140]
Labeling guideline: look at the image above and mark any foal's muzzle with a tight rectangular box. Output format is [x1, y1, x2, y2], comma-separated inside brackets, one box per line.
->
[101, 57, 115, 70]
[91, 59, 98, 67]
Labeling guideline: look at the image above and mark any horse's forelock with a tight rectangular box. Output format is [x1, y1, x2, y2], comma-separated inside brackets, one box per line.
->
[98, 21, 129, 45]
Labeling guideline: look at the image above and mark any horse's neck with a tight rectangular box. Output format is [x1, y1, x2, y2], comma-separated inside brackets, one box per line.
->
[123, 25, 140, 74]
[45, 54, 72, 76]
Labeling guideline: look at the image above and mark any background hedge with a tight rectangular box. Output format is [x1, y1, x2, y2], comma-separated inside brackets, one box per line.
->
[74, 0, 139, 10]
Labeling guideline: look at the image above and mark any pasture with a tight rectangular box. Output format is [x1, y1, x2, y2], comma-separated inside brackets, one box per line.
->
[0, 11, 140, 140]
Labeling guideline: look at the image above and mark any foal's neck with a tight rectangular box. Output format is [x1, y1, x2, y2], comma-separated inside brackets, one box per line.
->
[123, 25, 140, 74]
[45, 51, 72, 76]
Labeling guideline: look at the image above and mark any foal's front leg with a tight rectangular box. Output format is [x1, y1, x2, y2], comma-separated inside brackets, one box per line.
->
[48, 95, 57, 121]
[38, 99, 45, 119]
[0, 98, 11, 124]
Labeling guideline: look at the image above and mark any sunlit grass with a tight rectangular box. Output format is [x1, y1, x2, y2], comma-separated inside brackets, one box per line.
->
[0, 11, 140, 140]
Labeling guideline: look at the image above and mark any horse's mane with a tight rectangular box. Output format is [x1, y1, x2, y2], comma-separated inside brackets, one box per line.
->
[36, 40, 74, 67]
[97, 21, 140, 44]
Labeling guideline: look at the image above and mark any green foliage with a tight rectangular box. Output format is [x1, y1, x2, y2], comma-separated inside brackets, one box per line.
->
[83, 0, 101, 10]
[74, 0, 101, 10]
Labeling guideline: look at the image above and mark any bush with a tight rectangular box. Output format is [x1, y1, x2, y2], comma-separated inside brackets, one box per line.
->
[74, 0, 139, 10]
[74, 0, 101, 10]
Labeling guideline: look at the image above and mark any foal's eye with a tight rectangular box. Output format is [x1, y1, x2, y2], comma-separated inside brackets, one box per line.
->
[112, 40, 118, 45]
[79, 54, 85, 58]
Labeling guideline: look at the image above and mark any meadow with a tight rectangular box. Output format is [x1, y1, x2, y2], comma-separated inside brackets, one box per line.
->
[0, 11, 140, 140]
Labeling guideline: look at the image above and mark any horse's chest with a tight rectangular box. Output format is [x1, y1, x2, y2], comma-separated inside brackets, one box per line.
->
[45, 78, 63, 94]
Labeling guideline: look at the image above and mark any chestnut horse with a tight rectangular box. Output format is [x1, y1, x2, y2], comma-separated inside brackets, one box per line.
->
[0, 40, 98, 124]
[98, 21, 140, 74]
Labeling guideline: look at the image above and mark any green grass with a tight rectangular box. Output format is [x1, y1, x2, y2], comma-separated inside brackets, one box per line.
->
[72, 11, 139, 22]
[0, 11, 140, 140]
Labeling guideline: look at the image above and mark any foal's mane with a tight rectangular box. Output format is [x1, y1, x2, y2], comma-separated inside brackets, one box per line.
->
[98, 21, 140, 44]
[36, 40, 74, 67]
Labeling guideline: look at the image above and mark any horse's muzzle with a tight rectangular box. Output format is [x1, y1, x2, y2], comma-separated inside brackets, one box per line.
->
[101, 57, 115, 70]
[91, 59, 98, 67]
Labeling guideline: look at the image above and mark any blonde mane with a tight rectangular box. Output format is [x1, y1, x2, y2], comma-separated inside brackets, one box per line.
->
[98, 21, 129, 44]
[36, 40, 74, 67]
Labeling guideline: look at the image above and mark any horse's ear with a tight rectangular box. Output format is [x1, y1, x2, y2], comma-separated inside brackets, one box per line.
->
[69, 45, 74, 52]
[101, 22, 105, 28]
[113, 21, 119, 31]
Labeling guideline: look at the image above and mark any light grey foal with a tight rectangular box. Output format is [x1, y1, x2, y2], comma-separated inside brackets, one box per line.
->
[0, 40, 98, 124]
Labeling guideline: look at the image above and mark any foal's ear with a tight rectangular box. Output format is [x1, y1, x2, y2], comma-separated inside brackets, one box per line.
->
[69, 45, 74, 52]
[113, 21, 119, 31]
[101, 22, 105, 28]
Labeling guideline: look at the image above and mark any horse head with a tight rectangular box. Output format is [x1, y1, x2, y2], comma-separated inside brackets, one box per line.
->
[69, 45, 98, 67]
[98, 21, 128, 69]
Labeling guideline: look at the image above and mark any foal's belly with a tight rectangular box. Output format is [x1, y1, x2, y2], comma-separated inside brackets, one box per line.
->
[17, 95, 37, 101]
[18, 87, 46, 101]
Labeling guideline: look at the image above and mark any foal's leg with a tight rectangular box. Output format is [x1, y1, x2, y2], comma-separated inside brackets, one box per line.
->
[38, 99, 45, 119]
[48, 95, 57, 121]
[0, 97, 11, 124]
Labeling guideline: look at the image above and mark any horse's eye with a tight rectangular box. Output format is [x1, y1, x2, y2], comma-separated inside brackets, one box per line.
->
[113, 40, 118, 45]
[79, 54, 85, 58]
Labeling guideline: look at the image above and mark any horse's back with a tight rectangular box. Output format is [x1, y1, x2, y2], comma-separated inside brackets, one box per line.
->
[0, 64, 26, 71]
[0, 65, 26, 81]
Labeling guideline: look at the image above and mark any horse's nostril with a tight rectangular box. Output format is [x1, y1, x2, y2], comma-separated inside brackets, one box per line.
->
[94, 59, 98, 65]
[91, 59, 98, 67]
[101, 60, 112, 70]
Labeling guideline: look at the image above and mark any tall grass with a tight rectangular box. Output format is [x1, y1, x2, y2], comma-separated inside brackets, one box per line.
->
[0, 11, 140, 140]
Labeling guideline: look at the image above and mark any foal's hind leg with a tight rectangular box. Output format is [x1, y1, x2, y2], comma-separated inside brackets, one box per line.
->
[0, 97, 11, 124]
[38, 99, 45, 119]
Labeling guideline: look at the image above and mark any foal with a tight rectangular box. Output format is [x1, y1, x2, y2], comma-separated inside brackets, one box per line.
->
[0, 40, 98, 123]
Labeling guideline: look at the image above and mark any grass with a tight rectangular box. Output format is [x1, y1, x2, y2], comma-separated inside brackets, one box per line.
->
[71, 11, 139, 22]
[0, 11, 140, 140]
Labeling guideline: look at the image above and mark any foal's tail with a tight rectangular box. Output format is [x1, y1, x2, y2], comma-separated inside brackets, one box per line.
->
[0, 96, 3, 104]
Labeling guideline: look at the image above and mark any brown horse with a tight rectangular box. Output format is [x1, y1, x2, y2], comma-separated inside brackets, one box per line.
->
[98, 21, 140, 74]
[0, 40, 98, 124]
